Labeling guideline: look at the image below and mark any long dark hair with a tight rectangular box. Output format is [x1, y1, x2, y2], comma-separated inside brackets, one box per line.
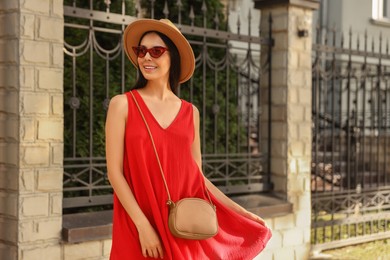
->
[132, 31, 181, 94]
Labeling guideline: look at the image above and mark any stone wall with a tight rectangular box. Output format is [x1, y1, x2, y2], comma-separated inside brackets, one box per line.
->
[0, 0, 64, 259]
[255, 1, 318, 259]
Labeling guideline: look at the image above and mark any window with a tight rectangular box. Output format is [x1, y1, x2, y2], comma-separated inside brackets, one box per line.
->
[372, 0, 390, 21]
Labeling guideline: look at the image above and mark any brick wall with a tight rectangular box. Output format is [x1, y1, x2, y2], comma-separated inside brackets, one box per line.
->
[0, 0, 64, 259]
[256, 3, 315, 260]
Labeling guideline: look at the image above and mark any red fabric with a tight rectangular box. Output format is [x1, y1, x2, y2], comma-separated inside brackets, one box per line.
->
[110, 90, 271, 260]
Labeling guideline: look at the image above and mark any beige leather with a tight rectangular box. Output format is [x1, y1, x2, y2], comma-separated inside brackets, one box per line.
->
[168, 198, 218, 240]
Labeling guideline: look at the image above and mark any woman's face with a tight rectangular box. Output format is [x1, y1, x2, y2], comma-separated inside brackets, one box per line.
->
[137, 32, 171, 84]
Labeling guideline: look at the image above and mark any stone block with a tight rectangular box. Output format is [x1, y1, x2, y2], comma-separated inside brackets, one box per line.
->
[21, 0, 50, 14]
[297, 192, 311, 211]
[298, 123, 311, 141]
[273, 51, 287, 69]
[0, 191, 18, 217]
[288, 124, 298, 139]
[272, 105, 287, 121]
[38, 68, 62, 91]
[52, 0, 64, 17]
[287, 69, 311, 87]
[274, 214, 294, 230]
[20, 194, 49, 217]
[273, 247, 295, 260]
[21, 245, 61, 260]
[295, 244, 310, 260]
[271, 157, 287, 176]
[50, 193, 62, 215]
[303, 226, 311, 243]
[283, 228, 304, 246]
[20, 66, 35, 90]
[64, 241, 103, 260]
[0, 13, 18, 37]
[273, 33, 288, 50]
[51, 143, 63, 165]
[295, 210, 311, 228]
[288, 88, 298, 104]
[37, 168, 63, 191]
[0, 143, 18, 166]
[297, 88, 311, 105]
[289, 51, 299, 68]
[298, 159, 310, 175]
[299, 52, 312, 69]
[0, 66, 18, 88]
[21, 118, 35, 142]
[272, 87, 287, 104]
[290, 141, 304, 157]
[0, 217, 18, 243]
[38, 17, 63, 42]
[20, 41, 50, 64]
[0, 243, 17, 260]
[271, 175, 287, 193]
[21, 13, 35, 39]
[271, 140, 287, 157]
[103, 239, 112, 256]
[265, 230, 282, 250]
[272, 69, 287, 87]
[52, 43, 64, 67]
[20, 169, 35, 192]
[0, 166, 18, 191]
[20, 217, 62, 242]
[288, 173, 305, 193]
[21, 92, 50, 115]
[272, 122, 287, 139]
[254, 249, 273, 260]
[21, 145, 50, 166]
[0, 1, 19, 10]
[0, 89, 18, 115]
[37, 119, 63, 140]
[273, 15, 288, 32]
[0, 40, 18, 63]
[0, 117, 18, 141]
[288, 105, 304, 122]
[51, 94, 63, 116]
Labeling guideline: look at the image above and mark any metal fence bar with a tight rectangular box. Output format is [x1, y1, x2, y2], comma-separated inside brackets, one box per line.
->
[312, 25, 390, 248]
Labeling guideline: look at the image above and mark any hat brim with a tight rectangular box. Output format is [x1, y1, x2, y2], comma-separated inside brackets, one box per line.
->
[123, 19, 195, 84]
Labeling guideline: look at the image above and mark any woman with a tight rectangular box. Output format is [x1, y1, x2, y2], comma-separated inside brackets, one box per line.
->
[105, 18, 271, 260]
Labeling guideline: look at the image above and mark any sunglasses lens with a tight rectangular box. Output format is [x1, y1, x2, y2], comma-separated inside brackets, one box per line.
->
[132, 46, 146, 58]
[149, 47, 165, 58]
[132, 46, 167, 58]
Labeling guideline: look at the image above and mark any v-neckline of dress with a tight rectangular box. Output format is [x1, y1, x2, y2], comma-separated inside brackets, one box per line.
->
[133, 89, 183, 131]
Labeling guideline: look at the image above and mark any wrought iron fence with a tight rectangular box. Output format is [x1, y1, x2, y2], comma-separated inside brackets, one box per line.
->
[63, 0, 273, 213]
[311, 26, 390, 250]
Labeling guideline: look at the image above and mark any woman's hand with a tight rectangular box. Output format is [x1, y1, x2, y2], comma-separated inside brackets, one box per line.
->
[137, 221, 164, 259]
[241, 210, 266, 226]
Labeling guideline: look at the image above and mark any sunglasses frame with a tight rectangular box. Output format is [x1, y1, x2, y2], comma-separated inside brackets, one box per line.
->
[132, 46, 169, 59]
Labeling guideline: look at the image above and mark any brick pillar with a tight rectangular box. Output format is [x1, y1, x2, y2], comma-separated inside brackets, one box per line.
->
[0, 1, 64, 259]
[255, 0, 319, 259]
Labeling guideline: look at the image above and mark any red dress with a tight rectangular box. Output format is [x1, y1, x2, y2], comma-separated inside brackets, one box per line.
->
[110, 90, 271, 260]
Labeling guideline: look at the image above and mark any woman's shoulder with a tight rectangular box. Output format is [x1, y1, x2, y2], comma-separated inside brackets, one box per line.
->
[108, 93, 128, 114]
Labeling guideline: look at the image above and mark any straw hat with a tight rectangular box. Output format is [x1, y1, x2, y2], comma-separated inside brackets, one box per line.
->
[123, 19, 195, 83]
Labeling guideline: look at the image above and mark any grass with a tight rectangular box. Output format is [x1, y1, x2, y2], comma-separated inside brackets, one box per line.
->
[321, 239, 390, 260]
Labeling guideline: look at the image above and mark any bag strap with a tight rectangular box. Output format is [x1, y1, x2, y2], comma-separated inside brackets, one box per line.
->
[129, 90, 214, 207]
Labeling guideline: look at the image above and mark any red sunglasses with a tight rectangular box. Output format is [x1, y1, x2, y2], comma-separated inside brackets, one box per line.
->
[132, 46, 169, 58]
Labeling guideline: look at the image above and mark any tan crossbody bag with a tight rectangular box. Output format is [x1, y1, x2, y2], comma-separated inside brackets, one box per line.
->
[130, 91, 218, 240]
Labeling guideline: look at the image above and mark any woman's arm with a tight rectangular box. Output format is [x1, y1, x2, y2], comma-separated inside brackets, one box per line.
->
[191, 105, 265, 226]
[106, 94, 163, 259]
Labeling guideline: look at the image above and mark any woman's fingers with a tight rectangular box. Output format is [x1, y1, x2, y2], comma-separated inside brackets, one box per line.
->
[157, 245, 164, 259]
[143, 244, 164, 259]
